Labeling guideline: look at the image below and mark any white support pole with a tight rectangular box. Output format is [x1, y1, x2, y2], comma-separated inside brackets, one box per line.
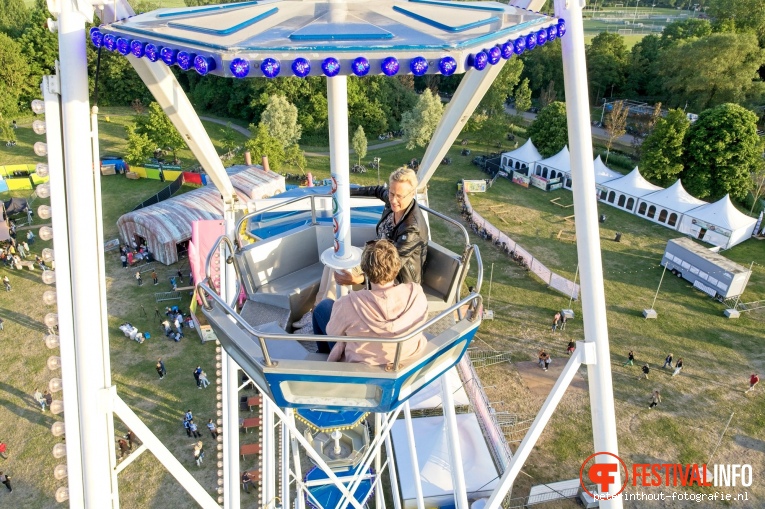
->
[287, 409, 305, 509]
[441, 376, 469, 509]
[374, 413, 383, 509]
[485, 342, 592, 508]
[281, 414, 291, 509]
[42, 73, 85, 509]
[113, 397, 220, 508]
[222, 205, 241, 509]
[383, 414, 402, 509]
[555, 1, 623, 505]
[415, 64, 507, 191]
[262, 397, 277, 509]
[58, 3, 118, 505]
[403, 402, 426, 509]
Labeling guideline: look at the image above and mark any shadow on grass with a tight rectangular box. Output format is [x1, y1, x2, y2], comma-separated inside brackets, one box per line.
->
[0, 381, 59, 427]
[733, 435, 765, 454]
[0, 306, 48, 333]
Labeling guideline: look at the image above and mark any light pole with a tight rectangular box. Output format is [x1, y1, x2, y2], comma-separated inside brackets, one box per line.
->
[374, 156, 381, 185]
[634, 0, 640, 20]
[650, 4, 655, 18]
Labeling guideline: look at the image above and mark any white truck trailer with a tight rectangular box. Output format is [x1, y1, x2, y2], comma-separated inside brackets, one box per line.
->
[662, 237, 752, 300]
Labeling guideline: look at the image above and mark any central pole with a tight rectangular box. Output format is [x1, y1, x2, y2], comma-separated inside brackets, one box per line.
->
[555, 0, 623, 506]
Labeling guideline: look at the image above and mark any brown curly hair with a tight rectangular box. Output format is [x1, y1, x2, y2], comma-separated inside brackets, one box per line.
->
[361, 239, 401, 285]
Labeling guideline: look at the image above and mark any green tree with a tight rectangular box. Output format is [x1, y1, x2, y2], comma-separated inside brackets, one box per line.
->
[659, 18, 713, 48]
[135, 102, 187, 159]
[0, 115, 17, 144]
[519, 41, 564, 101]
[284, 144, 307, 174]
[401, 89, 443, 150]
[245, 123, 286, 172]
[18, 0, 57, 104]
[514, 78, 532, 116]
[0, 33, 31, 116]
[260, 94, 302, 149]
[604, 100, 628, 163]
[124, 125, 154, 166]
[526, 101, 568, 157]
[681, 103, 764, 200]
[708, 0, 765, 46]
[657, 33, 765, 113]
[221, 123, 238, 158]
[351, 125, 368, 166]
[624, 35, 662, 100]
[586, 32, 629, 104]
[0, 0, 29, 38]
[466, 58, 523, 132]
[640, 109, 691, 187]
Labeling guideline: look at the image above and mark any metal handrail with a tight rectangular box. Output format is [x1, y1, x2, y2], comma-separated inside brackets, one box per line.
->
[235, 193, 323, 247]
[204, 234, 242, 306]
[418, 203, 471, 249]
[195, 281, 482, 370]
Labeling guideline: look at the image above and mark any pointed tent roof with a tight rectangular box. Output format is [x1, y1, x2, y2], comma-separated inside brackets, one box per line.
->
[536, 145, 570, 172]
[503, 138, 542, 164]
[682, 195, 757, 232]
[601, 166, 662, 197]
[593, 155, 622, 184]
[640, 179, 707, 213]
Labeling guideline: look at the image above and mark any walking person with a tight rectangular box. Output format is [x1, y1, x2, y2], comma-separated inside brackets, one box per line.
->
[0, 441, 8, 459]
[2, 276, 10, 292]
[566, 341, 576, 355]
[623, 350, 635, 367]
[649, 390, 662, 409]
[207, 419, 218, 440]
[124, 431, 136, 449]
[672, 358, 684, 377]
[199, 370, 210, 388]
[0, 471, 12, 492]
[662, 353, 673, 369]
[640, 363, 650, 380]
[34, 388, 45, 410]
[560, 314, 567, 331]
[151, 270, 158, 285]
[189, 420, 201, 439]
[185, 409, 193, 422]
[241, 471, 253, 493]
[193, 441, 204, 466]
[551, 312, 560, 332]
[177, 269, 184, 284]
[120, 253, 127, 268]
[135, 271, 143, 286]
[156, 358, 166, 379]
[538, 349, 547, 369]
[746, 374, 759, 393]
[43, 390, 52, 409]
[544, 353, 551, 371]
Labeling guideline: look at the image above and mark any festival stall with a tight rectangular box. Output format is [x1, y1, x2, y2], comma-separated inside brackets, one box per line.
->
[676, 195, 758, 249]
[501, 138, 542, 175]
[597, 166, 661, 213]
[117, 166, 284, 265]
[635, 179, 707, 229]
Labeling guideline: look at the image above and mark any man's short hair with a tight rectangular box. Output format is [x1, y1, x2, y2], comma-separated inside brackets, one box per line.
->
[361, 240, 401, 285]
[389, 167, 418, 190]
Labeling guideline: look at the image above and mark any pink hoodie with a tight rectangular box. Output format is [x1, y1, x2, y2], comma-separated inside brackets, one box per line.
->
[326, 282, 428, 366]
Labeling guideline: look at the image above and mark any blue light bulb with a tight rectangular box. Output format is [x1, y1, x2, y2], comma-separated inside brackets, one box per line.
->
[321, 57, 341, 77]
[291, 57, 311, 78]
[381, 57, 399, 76]
[438, 56, 457, 76]
[409, 56, 428, 76]
[352, 57, 370, 76]
[230, 58, 250, 78]
[261, 58, 281, 78]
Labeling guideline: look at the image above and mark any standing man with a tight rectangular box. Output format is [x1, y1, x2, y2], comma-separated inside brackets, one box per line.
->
[207, 419, 218, 440]
[241, 471, 253, 493]
[551, 311, 560, 332]
[34, 388, 45, 410]
[662, 353, 673, 369]
[156, 358, 166, 379]
[117, 438, 130, 459]
[189, 420, 201, 439]
[135, 271, 143, 286]
[2, 276, 10, 292]
[151, 270, 158, 285]
[649, 390, 662, 409]
[746, 374, 759, 393]
[124, 431, 136, 449]
[194, 366, 202, 388]
[640, 363, 650, 380]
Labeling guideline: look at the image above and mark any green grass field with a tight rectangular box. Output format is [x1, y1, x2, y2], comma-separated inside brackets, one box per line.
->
[1, 108, 764, 508]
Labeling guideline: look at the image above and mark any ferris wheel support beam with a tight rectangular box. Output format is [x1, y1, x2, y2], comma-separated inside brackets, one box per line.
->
[556, 0, 623, 505]
[441, 375, 469, 509]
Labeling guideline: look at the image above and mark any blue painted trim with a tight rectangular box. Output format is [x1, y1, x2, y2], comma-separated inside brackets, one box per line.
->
[392, 5, 499, 33]
[156, 0, 261, 19]
[290, 32, 394, 41]
[168, 7, 278, 36]
[106, 17, 554, 53]
[409, 0, 506, 12]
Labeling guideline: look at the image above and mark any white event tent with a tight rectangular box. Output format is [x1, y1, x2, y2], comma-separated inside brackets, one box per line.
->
[563, 154, 622, 191]
[501, 138, 541, 173]
[677, 195, 758, 249]
[636, 179, 707, 229]
[598, 166, 661, 213]
[533, 145, 570, 181]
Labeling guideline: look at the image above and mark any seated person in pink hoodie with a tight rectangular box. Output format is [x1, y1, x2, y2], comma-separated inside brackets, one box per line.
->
[314, 239, 428, 366]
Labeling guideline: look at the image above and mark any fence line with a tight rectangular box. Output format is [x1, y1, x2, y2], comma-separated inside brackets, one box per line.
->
[460, 186, 580, 300]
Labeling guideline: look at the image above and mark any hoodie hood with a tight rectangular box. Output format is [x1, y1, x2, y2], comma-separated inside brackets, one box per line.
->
[346, 283, 428, 336]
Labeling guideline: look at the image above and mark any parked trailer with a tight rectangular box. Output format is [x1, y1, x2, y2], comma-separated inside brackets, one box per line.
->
[662, 237, 751, 299]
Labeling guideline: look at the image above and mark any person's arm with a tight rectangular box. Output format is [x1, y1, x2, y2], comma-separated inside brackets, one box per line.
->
[350, 185, 389, 202]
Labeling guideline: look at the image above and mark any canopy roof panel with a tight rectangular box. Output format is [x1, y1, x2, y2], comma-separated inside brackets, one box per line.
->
[536, 145, 569, 170]
[95, 0, 562, 78]
[602, 166, 661, 197]
[683, 194, 757, 232]
[503, 138, 542, 163]
[593, 155, 621, 184]
[640, 179, 707, 213]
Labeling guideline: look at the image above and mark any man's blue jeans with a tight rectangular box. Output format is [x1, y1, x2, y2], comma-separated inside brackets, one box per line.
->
[312, 299, 336, 354]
